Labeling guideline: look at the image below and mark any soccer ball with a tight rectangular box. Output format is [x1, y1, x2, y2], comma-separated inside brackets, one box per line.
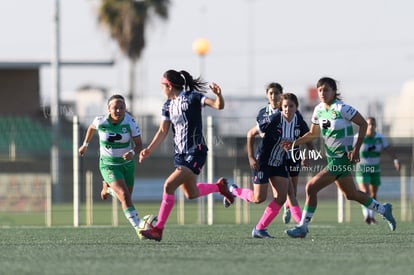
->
[137, 214, 158, 240]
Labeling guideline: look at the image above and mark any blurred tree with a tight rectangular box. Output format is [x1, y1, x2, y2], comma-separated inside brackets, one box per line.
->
[98, 0, 170, 115]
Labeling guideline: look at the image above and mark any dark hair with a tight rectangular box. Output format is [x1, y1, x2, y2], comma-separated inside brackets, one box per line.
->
[266, 82, 283, 94]
[279, 93, 299, 110]
[316, 77, 342, 100]
[367, 117, 376, 125]
[163, 70, 209, 93]
[107, 94, 125, 105]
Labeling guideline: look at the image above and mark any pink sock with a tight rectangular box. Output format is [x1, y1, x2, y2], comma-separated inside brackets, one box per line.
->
[232, 187, 253, 202]
[290, 205, 302, 223]
[256, 200, 282, 230]
[196, 183, 219, 196]
[155, 193, 175, 229]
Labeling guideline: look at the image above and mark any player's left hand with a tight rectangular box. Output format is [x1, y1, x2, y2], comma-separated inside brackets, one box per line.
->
[209, 82, 222, 95]
[348, 150, 360, 163]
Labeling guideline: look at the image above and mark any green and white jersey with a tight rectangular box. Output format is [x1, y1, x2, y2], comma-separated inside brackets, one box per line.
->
[311, 100, 357, 158]
[356, 132, 389, 172]
[92, 113, 141, 165]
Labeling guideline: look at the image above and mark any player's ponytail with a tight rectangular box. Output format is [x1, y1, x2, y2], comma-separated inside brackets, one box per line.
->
[179, 70, 208, 93]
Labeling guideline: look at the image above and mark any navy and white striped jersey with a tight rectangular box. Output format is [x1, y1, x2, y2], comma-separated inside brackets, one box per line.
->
[256, 104, 279, 120]
[162, 90, 208, 155]
[256, 112, 309, 167]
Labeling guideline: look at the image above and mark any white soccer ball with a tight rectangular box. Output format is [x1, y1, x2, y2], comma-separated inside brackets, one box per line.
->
[138, 214, 158, 240]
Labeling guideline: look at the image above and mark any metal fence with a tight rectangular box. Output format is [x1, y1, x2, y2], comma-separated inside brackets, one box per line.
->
[0, 114, 413, 226]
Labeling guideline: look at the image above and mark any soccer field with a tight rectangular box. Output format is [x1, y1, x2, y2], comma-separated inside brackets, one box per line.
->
[1, 221, 413, 275]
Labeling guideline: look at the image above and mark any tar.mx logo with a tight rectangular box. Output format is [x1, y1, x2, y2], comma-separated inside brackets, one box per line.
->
[289, 140, 323, 163]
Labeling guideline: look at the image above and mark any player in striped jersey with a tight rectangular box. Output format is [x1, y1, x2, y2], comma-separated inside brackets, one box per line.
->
[284, 77, 396, 238]
[225, 83, 311, 222]
[355, 117, 400, 224]
[79, 94, 143, 237]
[138, 70, 233, 241]
[225, 93, 309, 238]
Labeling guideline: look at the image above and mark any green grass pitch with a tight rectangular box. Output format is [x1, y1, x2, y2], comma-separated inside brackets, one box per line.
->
[0, 201, 413, 275]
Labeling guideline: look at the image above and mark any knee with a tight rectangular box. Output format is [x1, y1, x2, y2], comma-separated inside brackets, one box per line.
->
[164, 182, 176, 194]
[305, 182, 317, 195]
[186, 193, 198, 200]
[276, 194, 287, 205]
[252, 194, 267, 204]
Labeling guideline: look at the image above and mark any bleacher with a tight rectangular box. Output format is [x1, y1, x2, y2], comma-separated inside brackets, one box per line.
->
[0, 116, 72, 156]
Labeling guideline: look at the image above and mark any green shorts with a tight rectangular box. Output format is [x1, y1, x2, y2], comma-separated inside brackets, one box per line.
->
[355, 171, 381, 186]
[326, 154, 353, 179]
[99, 159, 135, 187]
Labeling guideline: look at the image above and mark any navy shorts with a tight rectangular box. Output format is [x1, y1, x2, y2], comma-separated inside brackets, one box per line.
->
[252, 164, 288, 184]
[174, 152, 207, 175]
[286, 157, 301, 177]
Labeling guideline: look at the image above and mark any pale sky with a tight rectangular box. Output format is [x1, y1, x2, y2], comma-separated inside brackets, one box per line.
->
[1, 0, 414, 116]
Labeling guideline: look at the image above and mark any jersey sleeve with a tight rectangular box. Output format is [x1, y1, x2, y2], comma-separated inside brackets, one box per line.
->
[311, 104, 320, 125]
[161, 100, 171, 121]
[378, 133, 390, 148]
[298, 115, 310, 136]
[255, 107, 267, 134]
[128, 115, 141, 137]
[258, 112, 280, 134]
[200, 94, 207, 107]
[91, 115, 104, 129]
[340, 103, 358, 121]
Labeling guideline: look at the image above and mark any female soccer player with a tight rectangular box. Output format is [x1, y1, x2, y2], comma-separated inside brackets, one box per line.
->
[138, 69, 234, 241]
[284, 77, 396, 238]
[356, 117, 400, 224]
[225, 83, 312, 226]
[226, 93, 310, 238]
[79, 94, 142, 237]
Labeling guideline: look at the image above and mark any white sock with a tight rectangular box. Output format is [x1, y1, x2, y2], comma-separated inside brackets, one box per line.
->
[107, 187, 116, 197]
[366, 199, 385, 215]
[124, 207, 140, 228]
[368, 209, 375, 219]
[361, 205, 369, 218]
[299, 209, 314, 228]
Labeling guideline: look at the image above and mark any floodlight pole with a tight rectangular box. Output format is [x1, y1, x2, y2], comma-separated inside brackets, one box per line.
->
[193, 38, 212, 224]
[51, 0, 62, 201]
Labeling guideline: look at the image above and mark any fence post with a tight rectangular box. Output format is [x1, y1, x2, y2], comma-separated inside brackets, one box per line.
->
[207, 116, 214, 225]
[45, 176, 52, 227]
[242, 173, 250, 224]
[337, 188, 344, 223]
[112, 193, 118, 226]
[177, 189, 185, 225]
[73, 115, 80, 227]
[400, 165, 407, 221]
[233, 169, 241, 224]
[86, 171, 93, 226]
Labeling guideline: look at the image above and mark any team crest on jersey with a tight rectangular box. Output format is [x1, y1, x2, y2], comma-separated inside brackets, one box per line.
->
[182, 101, 189, 111]
[294, 129, 300, 137]
[108, 172, 114, 180]
[122, 127, 127, 133]
[331, 111, 337, 119]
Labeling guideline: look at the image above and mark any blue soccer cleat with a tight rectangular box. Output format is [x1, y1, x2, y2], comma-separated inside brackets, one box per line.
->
[251, 227, 274, 239]
[382, 203, 396, 231]
[285, 225, 308, 238]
